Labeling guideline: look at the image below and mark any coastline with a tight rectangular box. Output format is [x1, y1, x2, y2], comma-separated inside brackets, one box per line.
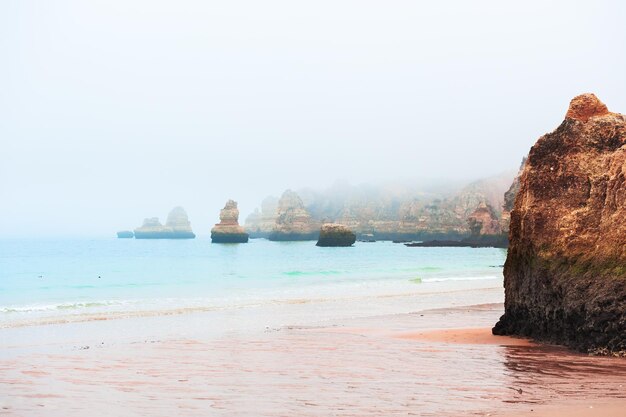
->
[1, 302, 624, 416]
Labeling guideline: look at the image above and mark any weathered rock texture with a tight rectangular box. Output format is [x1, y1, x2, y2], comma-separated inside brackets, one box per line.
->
[316, 223, 356, 247]
[467, 202, 502, 236]
[493, 94, 626, 354]
[268, 190, 319, 241]
[134, 207, 196, 239]
[211, 200, 249, 243]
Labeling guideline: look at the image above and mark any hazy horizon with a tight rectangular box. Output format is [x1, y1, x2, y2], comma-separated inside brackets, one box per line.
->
[2, 1, 625, 237]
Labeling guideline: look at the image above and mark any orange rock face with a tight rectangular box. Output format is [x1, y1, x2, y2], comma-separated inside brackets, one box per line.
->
[564, 93, 609, 122]
[493, 94, 626, 354]
[467, 202, 502, 236]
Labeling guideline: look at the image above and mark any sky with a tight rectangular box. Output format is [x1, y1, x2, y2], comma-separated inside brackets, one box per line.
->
[1, 0, 625, 237]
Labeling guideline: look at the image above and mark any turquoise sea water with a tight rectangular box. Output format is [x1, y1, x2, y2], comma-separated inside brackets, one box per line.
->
[0, 238, 506, 324]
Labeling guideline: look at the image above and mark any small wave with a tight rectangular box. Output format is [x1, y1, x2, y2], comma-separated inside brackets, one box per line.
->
[421, 276, 499, 283]
[283, 270, 342, 277]
[0, 300, 131, 314]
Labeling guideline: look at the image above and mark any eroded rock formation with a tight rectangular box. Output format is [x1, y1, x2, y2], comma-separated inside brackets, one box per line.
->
[467, 202, 502, 236]
[493, 94, 626, 354]
[268, 190, 318, 241]
[247, 172, 515, 241]
[316, 224, 356, 247]
[244, 196, 278, 238]
[211, 200, 249, 243]
[134, 207, 196, 239]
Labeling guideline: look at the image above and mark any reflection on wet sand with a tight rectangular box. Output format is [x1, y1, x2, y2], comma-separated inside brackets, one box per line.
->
[0, 304, 624, 416]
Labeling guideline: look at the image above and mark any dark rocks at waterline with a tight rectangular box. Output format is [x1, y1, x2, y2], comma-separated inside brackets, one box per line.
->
[116, 230, 134, 238]
[211, 232, 249, 243]
[368, 232, 469, 242]
[405, 234, 508, 248]
[316, 224, 356, 247]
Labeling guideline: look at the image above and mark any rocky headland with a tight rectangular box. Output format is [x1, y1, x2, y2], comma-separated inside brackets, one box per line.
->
[268, 190, 319, 241]
[316, 223, 357, 247]
[493, 94, 626, 354]
[246, 172, 517, 241]
[405, 202, 508, 248]
[134, 206, 196, 239]
[211, 200, 249, 243]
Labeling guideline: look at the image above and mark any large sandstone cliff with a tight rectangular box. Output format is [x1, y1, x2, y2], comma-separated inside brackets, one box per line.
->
[493, 94, 626, 354]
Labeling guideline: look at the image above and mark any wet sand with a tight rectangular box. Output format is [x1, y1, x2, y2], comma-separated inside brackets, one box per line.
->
[395, 327, 536, 346]
[1, 303, 625, 416]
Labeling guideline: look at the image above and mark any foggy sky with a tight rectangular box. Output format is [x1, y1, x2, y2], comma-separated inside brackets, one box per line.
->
[1, 1, 625, 237]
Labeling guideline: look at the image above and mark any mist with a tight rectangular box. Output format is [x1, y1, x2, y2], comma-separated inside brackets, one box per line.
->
[1, 1, 625, 237]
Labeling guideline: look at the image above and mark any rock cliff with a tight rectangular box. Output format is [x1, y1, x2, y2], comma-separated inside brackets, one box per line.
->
[316, 224, 356, 247]
[211, 200, 249, 243]
[247, 173, 515, 241]
[268, 190, 318, 241]
[493, 94, 626, 354]
[134, 207, 196, 239]
[467, 202, 502, 236]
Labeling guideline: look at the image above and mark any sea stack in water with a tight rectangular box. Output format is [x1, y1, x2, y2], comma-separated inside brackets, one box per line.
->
[493, 94, 626, 354]
[134, 207, 196, 239]
[211, 200, 249, 243]
[268, 190, 318, 241]
[316, 224, 356, 247]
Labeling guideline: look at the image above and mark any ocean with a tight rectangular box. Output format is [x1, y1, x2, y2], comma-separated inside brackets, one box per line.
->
[0, 238, 506, 328]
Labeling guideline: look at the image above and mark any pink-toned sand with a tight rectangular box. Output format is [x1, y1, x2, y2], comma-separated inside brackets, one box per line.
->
[396, 326, 536, 346]
[1, 304, 624, 416]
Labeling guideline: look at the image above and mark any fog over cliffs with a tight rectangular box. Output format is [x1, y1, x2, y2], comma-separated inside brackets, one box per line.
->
[1, 1, 625, 237]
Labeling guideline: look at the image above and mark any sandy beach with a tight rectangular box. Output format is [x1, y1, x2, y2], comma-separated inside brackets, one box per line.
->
[1, 302, 624, 416]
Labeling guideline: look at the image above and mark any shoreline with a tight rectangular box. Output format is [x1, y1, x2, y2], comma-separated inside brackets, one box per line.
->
[1, 302, 624, 416]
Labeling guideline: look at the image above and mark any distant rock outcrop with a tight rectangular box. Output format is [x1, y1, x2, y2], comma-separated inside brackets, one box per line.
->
[500, 158, 525, 233]
[211, 200, 249, 243]
[467, 202, 502, 237]
[244, 196, 278, 238]
[316, 224, 356, 247]
[116, 230, 134, 238]
[268, 190, 318, 241]
[493, 94, 626, 354]
[248, 172, 515, 241]
[134, 207, 196, 239]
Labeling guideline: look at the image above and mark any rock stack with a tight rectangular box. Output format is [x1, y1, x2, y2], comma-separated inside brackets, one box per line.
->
[134, 207, 196, 239]
[268, 190, 318, 241]
[493, 94, 626, 354]
[211, 200, 249, 243]
[316, 224, 356, 247]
